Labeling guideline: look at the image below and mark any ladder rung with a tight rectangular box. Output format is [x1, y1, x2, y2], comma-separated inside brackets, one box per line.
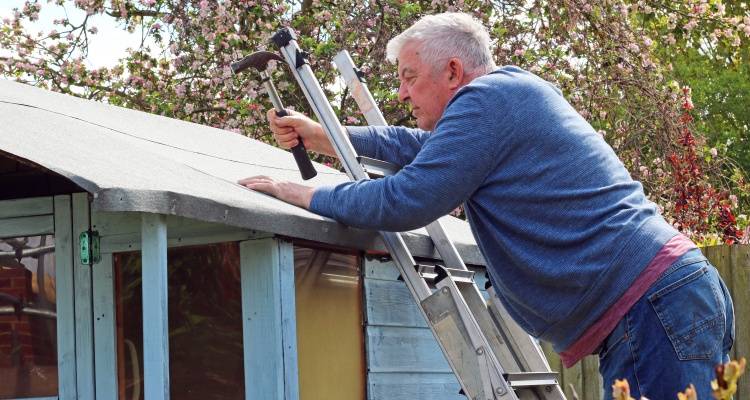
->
[357, 156, 400, 178]
[504, 372, 559, 388]
[417, 264, 475, 284]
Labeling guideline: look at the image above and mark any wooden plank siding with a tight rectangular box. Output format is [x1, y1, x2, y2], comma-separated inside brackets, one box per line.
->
[363, 257, 489, 400]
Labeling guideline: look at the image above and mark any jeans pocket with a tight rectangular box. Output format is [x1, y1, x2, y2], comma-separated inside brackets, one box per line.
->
[648, 263, 725, 361]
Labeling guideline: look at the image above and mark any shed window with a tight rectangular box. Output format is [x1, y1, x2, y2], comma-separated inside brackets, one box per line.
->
[294, 245, 365, 400]
[0, 235, 57, 399]
[114, 243, 244, 400]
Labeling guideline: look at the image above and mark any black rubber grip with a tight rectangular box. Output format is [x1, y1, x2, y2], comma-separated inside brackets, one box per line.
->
[276, 109, 317, 180]
[230, 56, 253, 74]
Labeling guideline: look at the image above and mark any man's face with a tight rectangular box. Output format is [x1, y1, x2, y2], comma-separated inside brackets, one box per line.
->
[397, 41, 456, 131]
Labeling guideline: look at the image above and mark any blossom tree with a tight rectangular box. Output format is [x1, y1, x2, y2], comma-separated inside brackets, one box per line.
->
[1, 0, 747, 243]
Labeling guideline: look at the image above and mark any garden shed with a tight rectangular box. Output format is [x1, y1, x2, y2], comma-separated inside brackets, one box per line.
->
[0, 79, 488, 400]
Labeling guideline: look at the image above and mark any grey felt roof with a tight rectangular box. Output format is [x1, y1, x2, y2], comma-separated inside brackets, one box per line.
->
[0, 79, 485, 265]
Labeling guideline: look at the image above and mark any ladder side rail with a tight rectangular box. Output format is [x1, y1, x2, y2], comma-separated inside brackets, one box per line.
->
[434, 276, 511, 398]
[278, 47, 363, 181]
[487, 286, 557, 374]
[333, 51, 387, 127]
[334, 51, 470, 272]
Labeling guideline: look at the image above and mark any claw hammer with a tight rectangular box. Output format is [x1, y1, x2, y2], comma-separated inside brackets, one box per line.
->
[231, 51, 317, 180]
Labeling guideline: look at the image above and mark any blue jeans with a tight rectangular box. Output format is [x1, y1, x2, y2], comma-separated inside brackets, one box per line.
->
[597, 248, 735, 399]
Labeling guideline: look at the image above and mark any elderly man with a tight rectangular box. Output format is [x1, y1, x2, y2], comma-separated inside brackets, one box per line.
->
[239, 12, 734, 399]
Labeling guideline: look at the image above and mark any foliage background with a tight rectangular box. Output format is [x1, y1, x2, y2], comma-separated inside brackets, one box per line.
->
[1, 0, 748, 243]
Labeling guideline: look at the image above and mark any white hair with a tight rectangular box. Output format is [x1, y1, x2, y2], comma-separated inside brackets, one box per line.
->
[386, 12, 496, 75]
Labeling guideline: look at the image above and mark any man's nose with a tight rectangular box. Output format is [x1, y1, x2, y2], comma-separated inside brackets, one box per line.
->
[398, 81, 410, 103]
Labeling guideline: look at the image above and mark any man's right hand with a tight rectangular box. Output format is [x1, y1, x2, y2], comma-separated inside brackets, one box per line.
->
[267, 109, 336, 157]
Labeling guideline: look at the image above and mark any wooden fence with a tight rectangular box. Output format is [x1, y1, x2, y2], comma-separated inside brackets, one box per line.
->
[541, 245, 750, 400]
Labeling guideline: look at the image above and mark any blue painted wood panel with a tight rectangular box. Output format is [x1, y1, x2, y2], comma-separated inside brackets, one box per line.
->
[53, 195, 77, 399]
[0, 215, 54, 237]
[366, 326, 451, 373]
[93, 254, 118, 400]
[72, 193, 95, 399]
[366, 279, 428, 328]
[368, 372, 464, 400]
[141, 213, 170, 400]
[364, 258, 497, 399]
[240, 238, 299, 400]
[0, 196, 53, 218]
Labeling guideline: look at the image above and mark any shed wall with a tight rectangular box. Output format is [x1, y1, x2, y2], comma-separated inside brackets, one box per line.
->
[363, 258, 491, 400]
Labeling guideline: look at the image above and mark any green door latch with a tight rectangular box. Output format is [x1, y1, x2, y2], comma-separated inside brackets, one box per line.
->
[80, 230, 101, 265]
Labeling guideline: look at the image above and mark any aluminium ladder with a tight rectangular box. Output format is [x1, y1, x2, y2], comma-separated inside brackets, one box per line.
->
[269, 27, 567, 400]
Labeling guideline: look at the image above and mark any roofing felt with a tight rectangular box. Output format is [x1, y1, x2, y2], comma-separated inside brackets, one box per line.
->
[0, 79, 485, 265]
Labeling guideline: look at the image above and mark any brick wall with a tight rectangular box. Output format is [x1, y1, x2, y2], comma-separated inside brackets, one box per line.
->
[0, 267, 34, 368]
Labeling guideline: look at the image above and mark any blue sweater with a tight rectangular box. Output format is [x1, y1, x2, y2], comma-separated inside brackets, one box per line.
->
[310, 66, 679, 352]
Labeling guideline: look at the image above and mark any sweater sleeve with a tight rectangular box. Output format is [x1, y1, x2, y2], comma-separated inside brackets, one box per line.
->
[310, 84, 506, 232]
[347, 125, 432, 167]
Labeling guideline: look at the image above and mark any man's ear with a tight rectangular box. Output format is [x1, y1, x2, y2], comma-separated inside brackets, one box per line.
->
[447, 58, 464, 90]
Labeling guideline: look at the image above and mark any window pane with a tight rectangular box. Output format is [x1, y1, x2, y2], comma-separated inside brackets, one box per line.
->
[114, 243, 244, 400]
[294, 246, 365, 400]
[0, 235, 57, 399]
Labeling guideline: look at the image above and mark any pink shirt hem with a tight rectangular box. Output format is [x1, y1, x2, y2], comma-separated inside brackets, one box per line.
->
[559, 234, 696, 368]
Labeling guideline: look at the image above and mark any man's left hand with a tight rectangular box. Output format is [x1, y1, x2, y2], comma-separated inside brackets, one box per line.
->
[238, 176, 315, 209]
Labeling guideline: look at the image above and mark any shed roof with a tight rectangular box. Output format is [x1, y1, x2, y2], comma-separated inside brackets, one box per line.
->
[0, 79, 485, 265]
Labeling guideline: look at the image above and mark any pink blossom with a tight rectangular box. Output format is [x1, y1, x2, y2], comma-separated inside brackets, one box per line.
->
[683, 19, 698, 31]
[710, 148, 718, 157]
[514, 48, 525, 56]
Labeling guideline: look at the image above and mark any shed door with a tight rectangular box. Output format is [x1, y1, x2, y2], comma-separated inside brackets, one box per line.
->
[0, 195, 79, 400]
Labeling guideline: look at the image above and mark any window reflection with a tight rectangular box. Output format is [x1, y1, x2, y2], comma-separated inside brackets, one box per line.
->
[114, 243, 243, 400]
[0, 235, 57, 399]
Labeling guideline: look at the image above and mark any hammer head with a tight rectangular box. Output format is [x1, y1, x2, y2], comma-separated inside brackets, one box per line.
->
[231, 51, 284, 75]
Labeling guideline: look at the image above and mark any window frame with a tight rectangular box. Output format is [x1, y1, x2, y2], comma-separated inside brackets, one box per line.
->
[0, 195, 77, 400]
